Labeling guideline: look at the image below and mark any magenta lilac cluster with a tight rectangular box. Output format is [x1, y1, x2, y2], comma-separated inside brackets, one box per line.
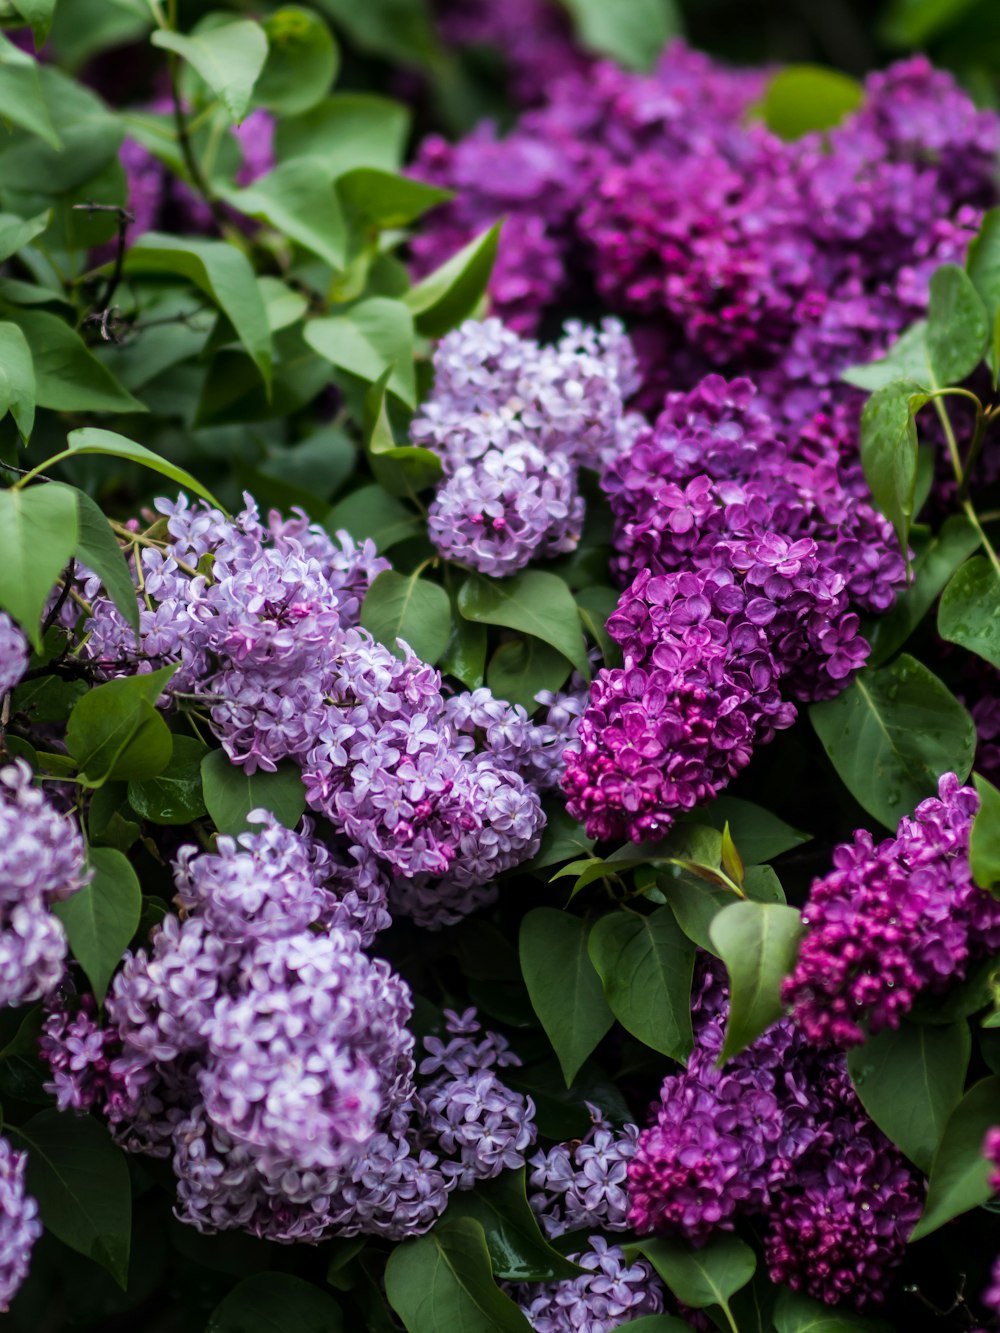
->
[41, 817, 537, 1244]
[412, 47, 995, 419]
[411, 317, 638, 576]
[0, 761, 88, 1008]
[562, 376, 905, 842]
[76, 496, 582, 929]
[784, 773, 1000, 1047]
[0, 1137, 40, 1312]
[628, 967, 923, 1309]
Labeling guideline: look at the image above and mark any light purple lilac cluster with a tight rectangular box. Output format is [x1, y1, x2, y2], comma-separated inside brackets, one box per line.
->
[784, 773, 1000, 1048]
[41, 819, 538, 1244]
[562, 376, 905, 842]
[0, 1137, 40, 1312]
[0, 612, 27, 697]
[77, 495, 577, 929]
[0, 760, 87, 1008]
[628, 966, 923, 1309]
[412, 47, 995, 421]
[411, 317, 639, 576]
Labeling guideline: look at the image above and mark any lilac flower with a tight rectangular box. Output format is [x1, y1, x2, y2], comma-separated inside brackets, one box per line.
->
[514, 1236, 666, 1333]
[784, 774, 1000, 1047]
[0, 613, 28, 696]
[986, 1126, 1000, 1193]
[0, 1137, 41, 1311]
[438, 0, 586, 107]
[983, 1254, 1000, 1319]
[529, 1105, 639, 1239]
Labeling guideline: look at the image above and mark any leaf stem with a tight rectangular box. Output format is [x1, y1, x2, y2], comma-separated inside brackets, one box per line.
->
[168, 56, 227, 233]
[933, 394, 964, 487]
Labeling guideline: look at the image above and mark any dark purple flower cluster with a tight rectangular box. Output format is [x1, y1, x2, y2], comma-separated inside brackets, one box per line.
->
[784, 773, 1000, 1047]
[986, 1126, 1000, 1193]
[628, 967, 923, 1308]
[0, 1136, 41, 1312]
[41, 820, 537, 1244]
[983, 1254, 1000, 1320]
[411, 317, 638, 576]
[79, 496, 567, 929]
[0, 761, 88, 1007]
[562, 377, 905, 842]
[438, 0, 586, 107]
[412, 47, 995, 419]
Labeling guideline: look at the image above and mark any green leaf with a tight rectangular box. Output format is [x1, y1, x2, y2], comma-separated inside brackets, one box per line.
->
[763, 64, 864, 139]
[0, 483, 78, 649]
[519, 908, 613, 1086]
[0, 66, 120, 196]
[66, 665, 177, 787]
[4, 308, 142, 413]
[709, 901, 804, 1061]
[440, 616, 487, 690]
[910, 1074, 1000, 1240]
[66, 427, 224, 511]
[336, 168, 451, 230]
[859, 378, 928, 555]
[54, 485, 140, 638]
[695, 797, 810, 863]
[128, 735, 208, 826]
[773, 1288, 893, 1332]
[444, 1169, 582, 1282]
[487, 637, 572, 712]
[847, 1020, 970, 1172]
[361, 368, 442, 498]
[207, 1273, 343, 1333]
[558, 0, 678, 70]
[842, 321, 931, 392]
[311, 0, 440, 67]
[809, 654, 975, 831]
[866, 515, 980, 666]
[218, 158, 348, 271]
[926, 264, 988, 386]
[200, 748, 306, 836]
[360, 569, 452, 666]
[304, 297, 415, 408]
[588, 907, 695, 1062]
[576, 585, 621, 669]
[938, 554, 1000, 670]
[0, 321, 35, 441]
[525, 805, 594, 872]
[967, 206, 1000, 380]
[970, 773, 1000, 892]
[151, 19, 268, 123]
[0, 33, 60, 148]
[385, 1218, 533, 1333]
[326, 484, 419, 552]
[640, 1231, 756, 1310]
[254, 7, 339, 116]
[458, 571, 590, 680]
[880, 0, 979, 44]
[274, 93, 409, 175]
[125, 234, 271, 388]
[20, 1109, 131, 1287]
[0, 209, 50, 263]
[403, 223, 501, 338]
[52, 847, 141, 1004]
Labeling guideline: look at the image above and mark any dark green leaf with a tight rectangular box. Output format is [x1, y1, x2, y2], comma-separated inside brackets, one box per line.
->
[0, 483, 78, 649]
[519, 907, 613, 1085]
[576, 585, 621, 668]
[207, 1272, 343, 1332]
[709, 901, 804, 1061]
[810, 654, 976, 831]
[487, 637, 572, 712]
[444, 1169, 582, 1282]
[5, 308, 142, 413]
[326, 484, 419, 551]
[525, 805, 595, 872]
[255, 7, 339, 116]
[403, 223, 501, 338]
[66, 427, 224, 511]
[588, 907, 695, 1062]
[52, 484, 140, 638]
[219, 159, 348, 271]
[52, 847, 141, 1004]
[385, 1218, 532, 1333]
[0, 208, 50, 263]
[763, 64, 864, 139]
[459, 571, 590, 680]
[305, 298, 415, 407]
[938, 554, 1000, 670]
[639, 1231, 756, 1310]
[0, 32, 60, 147]
[151, 19, 268, 123]
[971, 773, 1000, 892]
[440, 615, 487, 690]
[336, 167, 451, 230]
[0, 66, 121, 195]
[773, 1288, 893, 1332]
[274, 93, 409, 174]
[361, 569, 452, 665]
[65, 665, 177, 787]
[847, 1020, 970, 1172]
[20, 1109, 131, 1287]
[910, 1074, 1000, 1239]
[926, 264, 988, 385]
[128, 735, 208, 825]
[558, 0, 679, 69]
[125, 234, 271, 388]
[201, 748, 306, 836]
[695, 797, 810, 862]
[967, 206, 1000, 380]
[866, 515, 980, 666]
[0, 320, 35, 440]
[859, 378, 928, 555]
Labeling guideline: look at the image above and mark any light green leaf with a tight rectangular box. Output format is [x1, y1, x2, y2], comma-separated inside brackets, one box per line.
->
[66, 665, 177, 787]
[12, 0, 59, 44]
[128, 735, 208, 826]
[66, 428, 224, 511]
[938, 554, 1000, 671]
[218, 158, 348, 271]
[325, 484, 419, 552]
[274, 93, 409, 175]
[970, 773, 1000, 893]
[926, 264, 988, 386]
[0, 209, 50, 263]
[200, 748, 306, 836]
[458, 571, 590, 680]
[763, 64, 864, 139]
[254, 7, 339, 116]
[360, 569, 452, 666]
[842, 321, 931, 392]
[709, 901, 804, 1061]
[6, 308, 142, 413]
[51, 484, 140, 637]
[0, 321, 35, 441]
[151, 19, 268, 123]
[859, 378, 928, 556]
[336, 167, 450, 230]
[53, 847, 141, 1004]
[0, 32, 60, 147]
[558, 0, 679, 70]
[304, 297, 415, 407]
[403, 223, 501, 338]
[910, 1075, 1000, 1240]
[0, 483, 78, 649]
[967, 205, 1000, 380]
[639, 1231, 756, 1311]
